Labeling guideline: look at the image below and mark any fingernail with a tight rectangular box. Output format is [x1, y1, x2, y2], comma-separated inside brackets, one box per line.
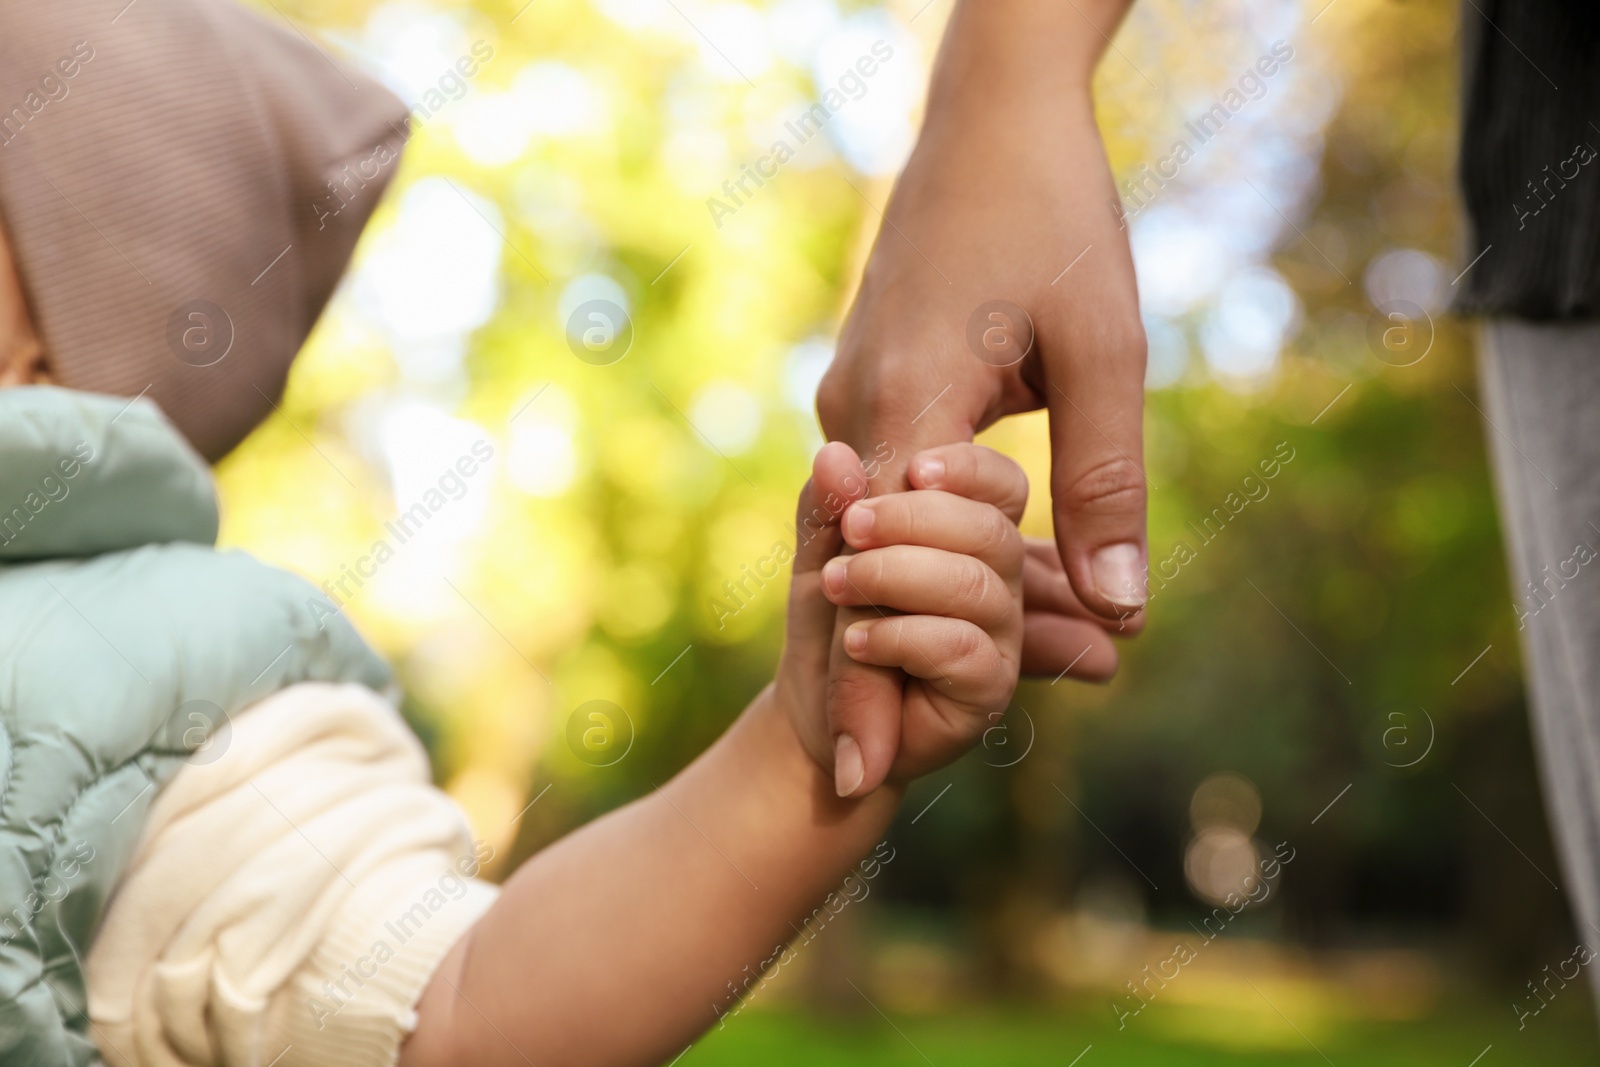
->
[834, 734, 864, 797]
[843, 503, 874, 542]
[844, 622, 869, 654]
[1091, 542, 1147, 607]
[822, 557, 847, 597]
[914, 455, 945, 487]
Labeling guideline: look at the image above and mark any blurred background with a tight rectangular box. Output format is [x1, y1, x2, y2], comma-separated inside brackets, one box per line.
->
[218, 0, 1600, 1062]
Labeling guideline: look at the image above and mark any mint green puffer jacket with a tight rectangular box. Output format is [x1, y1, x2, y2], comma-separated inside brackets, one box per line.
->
[0, 386, 390, 1066]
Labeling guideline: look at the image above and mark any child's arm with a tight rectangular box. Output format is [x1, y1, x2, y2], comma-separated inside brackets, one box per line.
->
[400, 443, 1028, 1067]
[403, 687, 896, 1067]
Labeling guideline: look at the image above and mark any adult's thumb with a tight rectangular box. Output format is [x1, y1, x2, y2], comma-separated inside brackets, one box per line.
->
[1040, 329, 1150, 621]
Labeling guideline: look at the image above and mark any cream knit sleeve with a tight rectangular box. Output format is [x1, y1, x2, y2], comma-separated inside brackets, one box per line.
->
[85, 683, 500, 1067]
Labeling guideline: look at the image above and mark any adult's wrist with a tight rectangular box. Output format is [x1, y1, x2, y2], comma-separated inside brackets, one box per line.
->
[922, 0, 1118, 120]
[923, 62, 1096, 135]
[916, 74, 1101, 175]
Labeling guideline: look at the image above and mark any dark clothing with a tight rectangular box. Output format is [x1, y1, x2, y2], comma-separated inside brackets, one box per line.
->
[1459, 2, 1600, 319]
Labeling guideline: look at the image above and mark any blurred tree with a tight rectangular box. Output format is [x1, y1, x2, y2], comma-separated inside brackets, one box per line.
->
[215, 0, 1579, 1005]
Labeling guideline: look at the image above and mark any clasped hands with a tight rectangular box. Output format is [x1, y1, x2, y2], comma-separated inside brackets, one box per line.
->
[788, 71, 1153, 797]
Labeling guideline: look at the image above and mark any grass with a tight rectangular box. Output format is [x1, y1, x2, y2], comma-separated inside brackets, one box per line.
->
[680, 1000, 1600, 1066]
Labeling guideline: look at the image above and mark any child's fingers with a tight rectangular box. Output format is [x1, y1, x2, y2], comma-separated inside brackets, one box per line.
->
[822, 546, 1015, 633]
[791, 442, 901, 800]
[906, 443, 1028, 524]
[841, 492, 1022, 579]
[792, 442, 870, 576]
[788, 444, 873, 704]
[843, 615, 1011, 707]
[826, 616, 903, 798]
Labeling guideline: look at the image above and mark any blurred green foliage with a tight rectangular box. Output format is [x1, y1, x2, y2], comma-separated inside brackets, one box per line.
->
[218, 0, 1591, 1054]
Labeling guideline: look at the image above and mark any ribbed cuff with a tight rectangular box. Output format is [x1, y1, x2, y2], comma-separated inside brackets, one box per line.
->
[275, 871, 499, 1067]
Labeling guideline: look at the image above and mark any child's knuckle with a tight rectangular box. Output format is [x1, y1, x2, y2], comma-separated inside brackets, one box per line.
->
[863, 552, 892, 591]
[954, 561, 992, 612]
[952, 625, 985, 664]
[976, 508, 1011, 559]
[898, 500, 921, 545]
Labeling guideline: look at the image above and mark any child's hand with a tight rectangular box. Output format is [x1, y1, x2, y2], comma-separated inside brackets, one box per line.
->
[778, 442, 1026, 796]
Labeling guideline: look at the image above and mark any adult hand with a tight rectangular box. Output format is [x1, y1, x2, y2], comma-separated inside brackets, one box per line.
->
[816, 0, 1147, 797]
